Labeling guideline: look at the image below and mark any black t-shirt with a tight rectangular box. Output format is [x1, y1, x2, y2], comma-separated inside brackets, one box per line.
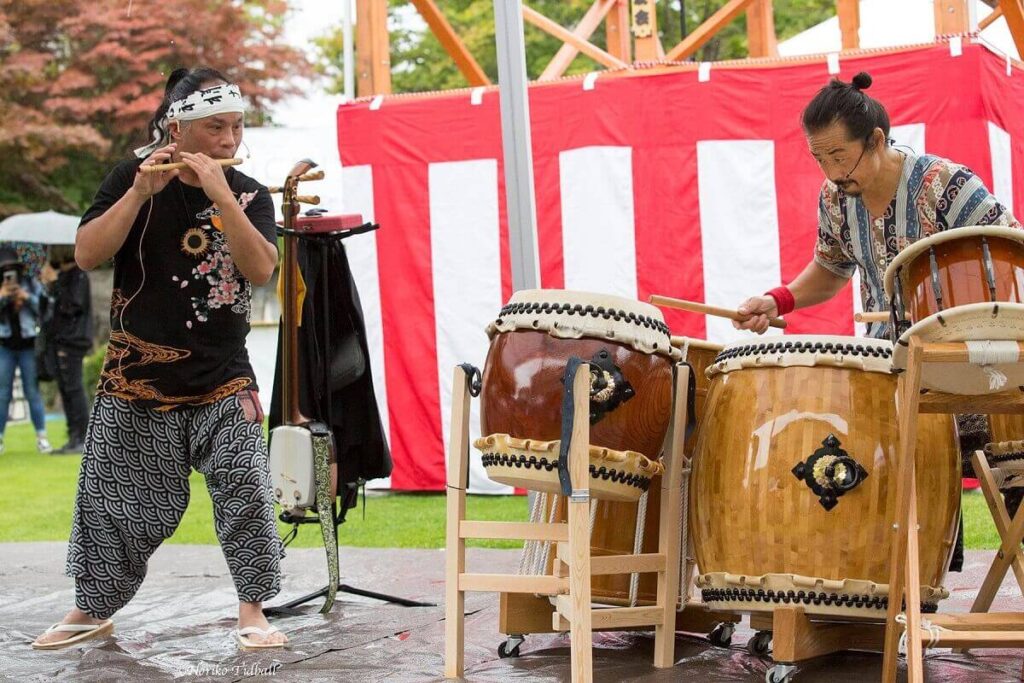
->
[81, 158, 277, 410]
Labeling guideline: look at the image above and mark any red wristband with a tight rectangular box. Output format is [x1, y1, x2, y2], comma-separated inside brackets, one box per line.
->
[764, 286, 795, 316]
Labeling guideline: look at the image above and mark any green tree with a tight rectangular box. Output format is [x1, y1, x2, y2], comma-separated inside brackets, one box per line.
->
[315, 0, 836, 94]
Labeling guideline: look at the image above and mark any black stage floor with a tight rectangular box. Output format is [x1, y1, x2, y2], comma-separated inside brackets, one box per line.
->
[2, 542, 1022, 681]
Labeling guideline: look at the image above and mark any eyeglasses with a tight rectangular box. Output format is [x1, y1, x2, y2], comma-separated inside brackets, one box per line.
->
[841, 139, 870, 181]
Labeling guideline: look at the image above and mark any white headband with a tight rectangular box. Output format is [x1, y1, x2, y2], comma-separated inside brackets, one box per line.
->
[134, 83, 246, 159]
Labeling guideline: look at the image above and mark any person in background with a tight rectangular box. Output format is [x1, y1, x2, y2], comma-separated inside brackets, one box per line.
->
[0, 247, 51, 454]
[39, 245, 92, 454]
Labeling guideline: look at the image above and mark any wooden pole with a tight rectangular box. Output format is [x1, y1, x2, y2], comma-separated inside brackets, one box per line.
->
[632, 0, 660, 61]
[443, 367, 471, 678]
[566, 363, 594, 681]
[746, 0, 778, 58]
[979, 4, 1003, 30]
[836, 0, 860, 50]
[605, 0, 632, 63]
[1001, 0, 1024, 63]
[524, 5, 629, 70]
[934, 0, 973, 34]
[666, 0, 758, 62]
[539, 0, 619, 81]
[410, 0, 491, 86]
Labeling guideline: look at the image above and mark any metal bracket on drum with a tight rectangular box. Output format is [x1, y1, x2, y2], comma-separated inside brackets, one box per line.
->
[557, 356, 586, 496]
[791, 434, 869, 511]
[569, 489, 590, 504]
[457, 363, 482, 397]
[585, 349, 635, 423]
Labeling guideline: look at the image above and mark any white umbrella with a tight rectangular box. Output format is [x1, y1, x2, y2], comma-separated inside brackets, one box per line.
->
[0, 210, 80, 245]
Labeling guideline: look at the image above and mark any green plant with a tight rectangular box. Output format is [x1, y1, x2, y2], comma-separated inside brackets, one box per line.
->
[83, 343, 106, 403]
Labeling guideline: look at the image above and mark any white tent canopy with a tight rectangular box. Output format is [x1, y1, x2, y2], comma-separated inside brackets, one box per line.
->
[0, 211, 79, 245]
[779, 0, 1017, 59]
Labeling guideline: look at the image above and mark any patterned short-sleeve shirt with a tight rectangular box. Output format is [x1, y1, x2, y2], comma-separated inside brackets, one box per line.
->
[814, 152, 1021, 338]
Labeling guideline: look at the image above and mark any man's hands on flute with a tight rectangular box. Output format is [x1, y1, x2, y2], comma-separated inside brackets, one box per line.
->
[179, 151, 235, 207]
[134, 143, 180, 198]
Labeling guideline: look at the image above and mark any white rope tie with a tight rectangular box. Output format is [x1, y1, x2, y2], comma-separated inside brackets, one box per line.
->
[518, 492, 547, 575]
[896, 613, 946, 654]
[965, 340, 1020, 391]
[628, 490, 649, 607]
[678, 468, 691, 608]
[537, 494, 559, 578]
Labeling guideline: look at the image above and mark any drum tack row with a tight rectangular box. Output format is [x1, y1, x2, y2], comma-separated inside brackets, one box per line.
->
[444, 226, 1024, 682]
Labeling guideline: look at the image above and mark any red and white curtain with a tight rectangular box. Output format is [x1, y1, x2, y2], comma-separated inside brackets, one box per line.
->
[335, 42, 1024, 492]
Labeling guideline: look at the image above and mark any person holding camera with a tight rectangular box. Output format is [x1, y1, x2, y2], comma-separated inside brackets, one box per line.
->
[39, 245, 92, 454]
[0, 247, 51, 454]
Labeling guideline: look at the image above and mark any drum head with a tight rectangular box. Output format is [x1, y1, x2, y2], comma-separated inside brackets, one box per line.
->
[893, 302, 1024, 394]
[487, 289, 679, 359]
[709, 334, 894, 377]
[882, 225, 1024, 299]
[475, 433, 662, 502]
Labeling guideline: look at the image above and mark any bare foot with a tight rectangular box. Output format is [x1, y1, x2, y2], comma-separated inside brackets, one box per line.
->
[33, 608, 106, 646]
[238, 601, 288, 646]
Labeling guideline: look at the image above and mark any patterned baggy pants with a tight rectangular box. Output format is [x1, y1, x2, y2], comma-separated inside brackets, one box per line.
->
[65, 392, 283, 619]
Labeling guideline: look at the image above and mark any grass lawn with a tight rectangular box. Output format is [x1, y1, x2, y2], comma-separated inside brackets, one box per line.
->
[0, 418, 1002, 551]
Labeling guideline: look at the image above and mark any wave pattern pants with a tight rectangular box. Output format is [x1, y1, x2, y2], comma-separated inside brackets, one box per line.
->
[65, 392, 282, 619]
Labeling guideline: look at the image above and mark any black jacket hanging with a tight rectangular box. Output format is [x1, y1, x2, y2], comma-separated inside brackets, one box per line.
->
[269, 237, 392, 485]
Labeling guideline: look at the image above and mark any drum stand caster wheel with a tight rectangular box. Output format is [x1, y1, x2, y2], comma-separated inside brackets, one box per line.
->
[708, 622, 735, 647]
[747, 630, 772, 657]
[766, 663, 798, 682]
[498, 634, 525, 658]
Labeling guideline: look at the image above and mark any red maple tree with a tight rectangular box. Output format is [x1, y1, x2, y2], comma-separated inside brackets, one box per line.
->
[0, 0, 311, 213]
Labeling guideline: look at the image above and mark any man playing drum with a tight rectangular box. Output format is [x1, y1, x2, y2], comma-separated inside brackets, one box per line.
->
[733, 71, 1023, 568]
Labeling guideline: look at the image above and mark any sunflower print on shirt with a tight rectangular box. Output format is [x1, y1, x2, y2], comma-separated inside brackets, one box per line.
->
[174, 190, 260, 328]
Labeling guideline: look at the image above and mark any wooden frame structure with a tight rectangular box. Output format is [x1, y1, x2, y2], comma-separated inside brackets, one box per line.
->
[354, 0, 1019, 97]
[882, 337, 1024, 683]
[444, 362, 692, 680]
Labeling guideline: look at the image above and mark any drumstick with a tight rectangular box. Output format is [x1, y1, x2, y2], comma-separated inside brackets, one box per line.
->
[649, 295, 787, 329]
[854, 312, 890, 323]
[139, 158, 243, 173]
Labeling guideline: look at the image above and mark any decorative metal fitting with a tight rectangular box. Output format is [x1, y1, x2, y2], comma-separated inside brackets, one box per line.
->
[584, 348, 634, 423]
[792, 434, 868, 511]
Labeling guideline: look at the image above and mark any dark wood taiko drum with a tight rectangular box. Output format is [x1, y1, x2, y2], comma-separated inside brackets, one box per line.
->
[476, 289, 679, 502]
[885, 226, 1024, 394]
[588, 337, 721, 606]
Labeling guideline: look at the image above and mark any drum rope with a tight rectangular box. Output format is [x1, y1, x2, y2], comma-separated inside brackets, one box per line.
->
[673, 344, 693, 610]
[965, 340, 1020, 391]
[895, 613, 946, 653]
[518, 491, 548, 575]
[678, 466, 692, 609]
[628, 490, 649, 607]
[538, 494, 560, 578]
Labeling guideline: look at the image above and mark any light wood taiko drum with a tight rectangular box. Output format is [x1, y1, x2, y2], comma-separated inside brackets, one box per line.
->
[690, 335, 960, 620]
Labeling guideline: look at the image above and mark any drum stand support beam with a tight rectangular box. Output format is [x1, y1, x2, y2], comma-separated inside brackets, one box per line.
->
[444, 363, 693, 680]
[883, 336, 1024, 683]
[750, 608, 887, 663]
